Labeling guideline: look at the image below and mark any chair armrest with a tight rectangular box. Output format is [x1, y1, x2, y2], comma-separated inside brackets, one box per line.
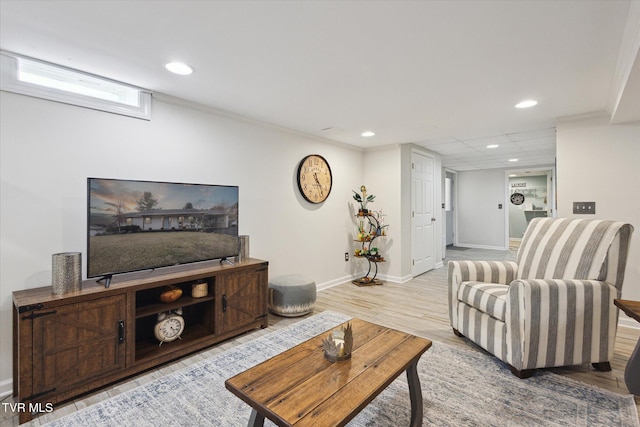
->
[507, 279, 618, 370]
[448, 261, 518, 328]
[448, 260, 518, 287]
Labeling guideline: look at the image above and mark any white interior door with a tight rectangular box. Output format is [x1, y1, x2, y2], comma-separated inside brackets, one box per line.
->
[412, 152, 435, 276]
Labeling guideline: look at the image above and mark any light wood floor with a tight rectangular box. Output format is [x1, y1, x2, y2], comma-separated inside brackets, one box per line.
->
[3, 248, 639, 426]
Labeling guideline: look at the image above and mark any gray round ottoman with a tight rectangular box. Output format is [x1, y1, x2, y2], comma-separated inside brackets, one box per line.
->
[268, 274, 316, 317]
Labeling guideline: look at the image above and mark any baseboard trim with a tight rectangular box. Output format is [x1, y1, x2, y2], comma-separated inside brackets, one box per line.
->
[0, 377, 12, 400]
[315, 275, 354, 291]
[618, 315, 640, 330]
[456, 243, 509, 251]
[374, 273, 413, 284]
[316, 271, 414, 290]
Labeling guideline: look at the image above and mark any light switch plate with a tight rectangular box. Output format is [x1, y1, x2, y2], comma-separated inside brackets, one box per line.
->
[573, 202, 596, 214]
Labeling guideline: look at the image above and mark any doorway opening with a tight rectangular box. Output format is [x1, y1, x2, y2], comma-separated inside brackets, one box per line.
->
[505, 167, 555, 250]
[445, 170, 457, 250]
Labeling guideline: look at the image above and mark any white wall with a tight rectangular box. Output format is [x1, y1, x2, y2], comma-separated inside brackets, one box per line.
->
[556, 114, 640, 313]
[456, 169, 507, 249]
[0, 92, 366, 393]
[362, 145, 403, 281]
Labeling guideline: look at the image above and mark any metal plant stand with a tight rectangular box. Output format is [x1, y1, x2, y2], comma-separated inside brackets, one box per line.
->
[352, 211, 386, 286]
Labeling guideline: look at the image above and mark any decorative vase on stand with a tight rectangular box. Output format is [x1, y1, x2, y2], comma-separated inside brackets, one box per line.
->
[52, 252, 82, 295]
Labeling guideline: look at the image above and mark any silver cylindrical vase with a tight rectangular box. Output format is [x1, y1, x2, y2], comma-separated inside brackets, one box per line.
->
[238, 235, 250, 262]
[52, 252, 82, 295]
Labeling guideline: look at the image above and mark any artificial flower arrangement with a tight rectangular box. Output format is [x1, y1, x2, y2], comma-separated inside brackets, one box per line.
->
[352, 185, 375, 215]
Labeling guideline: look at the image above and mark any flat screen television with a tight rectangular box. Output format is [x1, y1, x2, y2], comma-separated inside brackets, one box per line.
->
[88, 178, 239, 286]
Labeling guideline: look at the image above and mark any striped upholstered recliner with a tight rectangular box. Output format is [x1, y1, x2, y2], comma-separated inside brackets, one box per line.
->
[448, 217, 634, 378]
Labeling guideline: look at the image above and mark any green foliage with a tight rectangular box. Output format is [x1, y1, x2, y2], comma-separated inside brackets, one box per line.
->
[352, 189, 375, 208]
[136, 191, 160, 211]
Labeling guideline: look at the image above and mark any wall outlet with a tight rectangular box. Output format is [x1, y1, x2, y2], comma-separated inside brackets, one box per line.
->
[344, 252, 349, 262]
[573, 201, 596, 214]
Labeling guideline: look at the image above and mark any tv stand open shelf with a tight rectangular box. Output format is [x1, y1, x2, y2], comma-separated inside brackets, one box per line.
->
[12, 258, 268, 425]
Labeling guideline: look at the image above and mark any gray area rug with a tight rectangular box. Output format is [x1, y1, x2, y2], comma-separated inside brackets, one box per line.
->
[44, 311, 639, 427]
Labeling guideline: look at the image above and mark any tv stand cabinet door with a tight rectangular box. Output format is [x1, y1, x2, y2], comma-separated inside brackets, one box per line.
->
[30, 295, 127, 402]
[216, 267, 268, 335]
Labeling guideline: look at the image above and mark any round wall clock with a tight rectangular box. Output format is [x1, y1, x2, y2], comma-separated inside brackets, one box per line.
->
[297, 154, 332, 204]
[154, 308, 185, 345]
[510, 192, 525, 205]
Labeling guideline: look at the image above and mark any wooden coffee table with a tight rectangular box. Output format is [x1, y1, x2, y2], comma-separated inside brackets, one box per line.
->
[225, 318, 432, 426]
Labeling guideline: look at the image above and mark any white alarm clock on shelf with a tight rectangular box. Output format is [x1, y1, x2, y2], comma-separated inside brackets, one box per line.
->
[154, 308, 185, 346]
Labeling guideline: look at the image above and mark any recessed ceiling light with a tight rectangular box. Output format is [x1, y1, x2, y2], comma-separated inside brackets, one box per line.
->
[361, 131, 375, 137]
[165, 62, 194, 75]
[515, 100, 538, 109]
[509, 158, 519, 162]
[486, 144, 499, 149]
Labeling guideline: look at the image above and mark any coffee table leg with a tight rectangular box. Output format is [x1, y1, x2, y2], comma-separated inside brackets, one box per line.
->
[406, 360, 423, 427]
[248, 408, 265, 427]
[625, 337, 640, 395]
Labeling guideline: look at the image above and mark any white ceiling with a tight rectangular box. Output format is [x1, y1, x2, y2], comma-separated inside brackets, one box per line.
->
[1, 1, 638, 171]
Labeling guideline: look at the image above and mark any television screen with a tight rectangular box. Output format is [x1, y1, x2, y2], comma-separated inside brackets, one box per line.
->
[88, 178, 239, 279]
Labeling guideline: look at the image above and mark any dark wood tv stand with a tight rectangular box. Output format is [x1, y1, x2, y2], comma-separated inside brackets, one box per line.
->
[12, 258, 268, 424]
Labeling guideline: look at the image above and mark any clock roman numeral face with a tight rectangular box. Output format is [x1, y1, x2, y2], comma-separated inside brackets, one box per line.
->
[160, 318, 182, 338]
[155, 311, 185, 343]
[297, 155, 332, 204]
